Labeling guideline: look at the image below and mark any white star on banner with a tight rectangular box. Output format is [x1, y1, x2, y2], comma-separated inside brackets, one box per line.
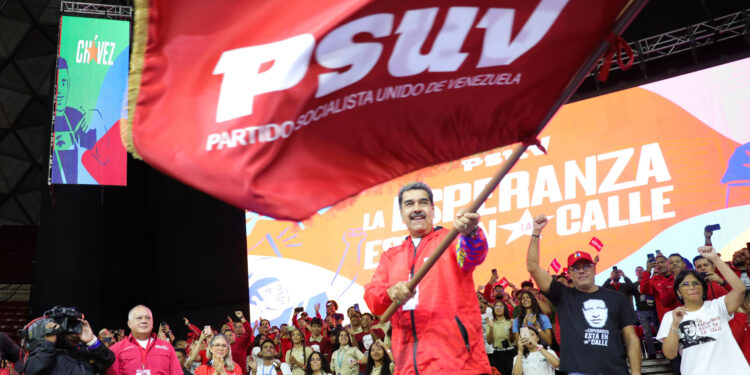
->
[497, 209, 554, 245]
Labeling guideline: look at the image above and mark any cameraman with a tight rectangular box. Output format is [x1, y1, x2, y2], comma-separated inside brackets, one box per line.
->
[22, 317, 114, 374]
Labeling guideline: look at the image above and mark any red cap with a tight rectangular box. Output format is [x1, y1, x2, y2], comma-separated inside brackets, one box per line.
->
[567, 251, 594, 268]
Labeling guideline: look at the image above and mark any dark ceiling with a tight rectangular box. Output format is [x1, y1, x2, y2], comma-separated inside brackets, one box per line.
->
[0, 0, 748, 226]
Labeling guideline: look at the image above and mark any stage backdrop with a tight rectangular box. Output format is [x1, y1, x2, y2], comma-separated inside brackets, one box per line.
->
[49, 15, 129, 186]
[247, 57, 750, 326]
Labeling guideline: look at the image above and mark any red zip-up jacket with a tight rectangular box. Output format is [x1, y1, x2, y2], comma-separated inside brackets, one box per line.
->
[639, 271, 678, 321]
[364, 227, 490, 375]
[231, 321, 253, 374]
[106, 334, 183, 375]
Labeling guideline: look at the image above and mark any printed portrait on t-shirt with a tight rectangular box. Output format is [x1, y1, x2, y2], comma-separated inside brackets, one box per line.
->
[582, 299, 608, 328]
[679, 320, 716, 348]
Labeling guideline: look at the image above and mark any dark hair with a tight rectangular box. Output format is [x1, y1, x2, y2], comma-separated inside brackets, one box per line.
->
[310, 317, 322, 327]
[492, 301, 510, 320]
[692, 255, 714, 267]
[365, 342, 392, 375]
[174, 348, 186, 355]
[305, 351, 332, 375]
[329, 329, 341, 352]
[674, 270, 708, 304]
[516, 291, 543, 328]
[398, 182, 433, 208]
[362, 313, 374, 321]
[260, 339, 275, 350]
[521, 325, 548, 358]
[520, 281, 534, 289]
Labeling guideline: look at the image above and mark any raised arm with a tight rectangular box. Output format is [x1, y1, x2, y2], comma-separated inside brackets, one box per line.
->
[527, 215, 553, 293]
[701, 246, 744, 313]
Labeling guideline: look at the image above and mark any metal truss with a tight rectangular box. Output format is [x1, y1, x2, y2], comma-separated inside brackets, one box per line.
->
[60, 1, 133, 19]
[596, 8, 750, 76]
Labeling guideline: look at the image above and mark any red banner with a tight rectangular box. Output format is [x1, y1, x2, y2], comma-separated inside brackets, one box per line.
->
[498, 277, 509, 289]
[127, 0, 642, 220]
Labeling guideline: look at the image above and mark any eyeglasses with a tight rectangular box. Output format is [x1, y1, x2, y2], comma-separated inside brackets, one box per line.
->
[570, 263, 594, 272]
[679, 281, 702, 289]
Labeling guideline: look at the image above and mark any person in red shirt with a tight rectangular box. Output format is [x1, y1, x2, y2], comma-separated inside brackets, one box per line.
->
[693, 255, 730, 299]
[640, 253, 677, 321]
[352, 312, 385, 374]
[194, 335, 243, 375]
[364, 182, 490, 375]
[222, 311, 253, 374]
[107, 305, 183, 375]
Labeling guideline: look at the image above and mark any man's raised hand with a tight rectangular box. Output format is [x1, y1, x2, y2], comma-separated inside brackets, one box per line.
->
[532, 215, 548, 234]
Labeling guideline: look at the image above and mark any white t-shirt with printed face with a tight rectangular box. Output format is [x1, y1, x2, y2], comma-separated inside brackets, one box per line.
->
[513, 350, 558, 375]
[657, 296, 750, 375]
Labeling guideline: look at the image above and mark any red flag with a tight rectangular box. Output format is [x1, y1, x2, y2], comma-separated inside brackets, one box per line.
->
[549, 258, 562, 273]
[589, 236, 604, 252]
[498, 277, 509, 289]
[125, 0, 644, 220]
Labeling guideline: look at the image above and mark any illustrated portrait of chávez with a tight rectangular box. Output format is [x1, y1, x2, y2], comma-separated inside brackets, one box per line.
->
[679, 320, 716, 348]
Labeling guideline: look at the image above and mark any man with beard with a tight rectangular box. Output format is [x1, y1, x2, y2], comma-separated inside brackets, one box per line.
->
[729, 248, 750, 290]
[364, 182, 491, 375]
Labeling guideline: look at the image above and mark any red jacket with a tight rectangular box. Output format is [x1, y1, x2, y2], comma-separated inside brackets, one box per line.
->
[231, 321, 253, 374]
[730, 312, 750, 365]
[639, 271, 678, 321]
[364, 227, 490, 375]
[106, 334, 183, 375]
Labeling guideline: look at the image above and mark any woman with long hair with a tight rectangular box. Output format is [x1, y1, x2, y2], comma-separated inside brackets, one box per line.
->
[512, 291, 553, 345]
[511, 326, 559, 375]
[364, 339, 393, 375]
[286, 328, 311, 375]
[330, 330, 365, 375]
[195, 335, 242, 375]
[657, 247, 750, 375]
[304, 351, 332, 375]
[486, 301, 515, 375]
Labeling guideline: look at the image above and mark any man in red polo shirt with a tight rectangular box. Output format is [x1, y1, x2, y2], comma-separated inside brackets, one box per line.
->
[107, 305, 183, 375]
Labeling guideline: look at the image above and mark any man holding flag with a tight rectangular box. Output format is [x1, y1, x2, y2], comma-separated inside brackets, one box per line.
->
[364, 182, 491, 374]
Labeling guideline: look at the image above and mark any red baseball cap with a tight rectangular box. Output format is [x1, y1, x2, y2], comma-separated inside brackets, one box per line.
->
[567, 251, 594, 268]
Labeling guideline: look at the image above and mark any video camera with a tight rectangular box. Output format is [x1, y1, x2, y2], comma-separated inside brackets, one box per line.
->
[19, 306, 83, 350]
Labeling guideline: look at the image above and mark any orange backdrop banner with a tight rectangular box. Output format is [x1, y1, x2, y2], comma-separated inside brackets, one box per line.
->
[246, 57, 750, 326]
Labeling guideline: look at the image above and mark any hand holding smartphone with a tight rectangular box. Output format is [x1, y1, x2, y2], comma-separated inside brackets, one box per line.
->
[520, 327, 530, 338]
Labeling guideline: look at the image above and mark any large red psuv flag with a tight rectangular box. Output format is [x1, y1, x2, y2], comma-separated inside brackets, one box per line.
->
[125, 0, 645, 220]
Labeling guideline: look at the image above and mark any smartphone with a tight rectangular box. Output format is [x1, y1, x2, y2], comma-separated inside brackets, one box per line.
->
[203, 325, 211, 334]
[655, 250, 662, 256]
[613, 266, 618, 271]
[492, 268, 498, 275]
[705, 224, 721, 232]
[647, 253, 655, 262]
[354, 303, 360, 313]
[293, 307, 304, 314]
[520, 327, 530, 338]
[745, 242, 749, 250]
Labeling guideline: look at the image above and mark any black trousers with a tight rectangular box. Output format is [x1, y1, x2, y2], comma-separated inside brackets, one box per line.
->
[489, 347, 517, 375]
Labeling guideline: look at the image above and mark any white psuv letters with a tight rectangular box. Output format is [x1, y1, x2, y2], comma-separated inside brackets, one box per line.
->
[213, 0, 569, 123]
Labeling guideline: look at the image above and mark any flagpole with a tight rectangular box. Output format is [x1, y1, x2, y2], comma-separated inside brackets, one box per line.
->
[379, 143, 528, 322]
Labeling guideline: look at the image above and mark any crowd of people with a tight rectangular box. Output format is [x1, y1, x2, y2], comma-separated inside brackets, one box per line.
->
[0, 182, 749, 375]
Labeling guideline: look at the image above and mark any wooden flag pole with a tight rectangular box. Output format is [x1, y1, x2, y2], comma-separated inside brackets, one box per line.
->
[379, 143, 528, 322]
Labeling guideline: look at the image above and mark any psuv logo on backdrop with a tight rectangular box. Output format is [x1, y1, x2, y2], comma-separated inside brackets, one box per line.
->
[212, 1, 569, 123]
[75, 35, 117, 65]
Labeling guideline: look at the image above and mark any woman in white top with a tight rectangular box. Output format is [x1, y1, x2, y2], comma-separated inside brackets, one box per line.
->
[329, 330, 365, 375]
[512, 326, 559, 375]
[657, 246, 750, 375]
[285, 329, 311, 375]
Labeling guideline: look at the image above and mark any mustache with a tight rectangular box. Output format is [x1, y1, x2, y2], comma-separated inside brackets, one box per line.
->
[409, 211, 426, 220]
